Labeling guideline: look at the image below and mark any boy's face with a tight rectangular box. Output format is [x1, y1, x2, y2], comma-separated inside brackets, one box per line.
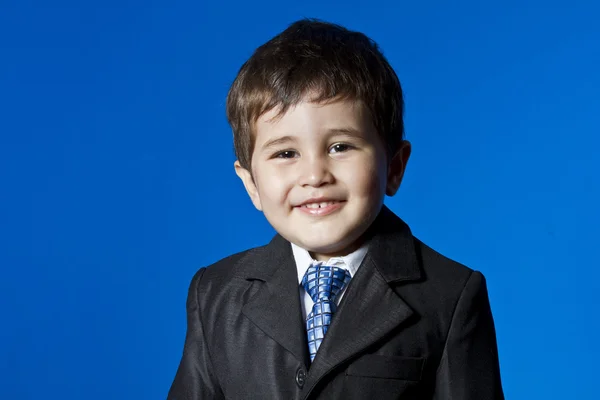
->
[235, 98, 410, 261]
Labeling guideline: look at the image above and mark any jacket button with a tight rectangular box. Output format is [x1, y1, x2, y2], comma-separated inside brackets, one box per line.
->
[295, 368, 306, 388]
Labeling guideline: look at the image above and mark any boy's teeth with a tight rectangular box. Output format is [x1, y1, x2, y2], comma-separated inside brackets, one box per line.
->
[304, 201, 335, 209]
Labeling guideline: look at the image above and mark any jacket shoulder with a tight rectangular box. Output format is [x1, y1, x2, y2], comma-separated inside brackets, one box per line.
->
[413, 237, 480, 295]
[187, 244, 267, 300]
[417, 238, 473, 273]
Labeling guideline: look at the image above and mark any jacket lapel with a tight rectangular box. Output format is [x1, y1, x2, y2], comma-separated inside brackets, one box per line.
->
[241, 234, 311, 368]
[301, 206, 423, 398]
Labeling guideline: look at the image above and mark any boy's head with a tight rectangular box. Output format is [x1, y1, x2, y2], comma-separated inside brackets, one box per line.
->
[227, 19, 411, 260]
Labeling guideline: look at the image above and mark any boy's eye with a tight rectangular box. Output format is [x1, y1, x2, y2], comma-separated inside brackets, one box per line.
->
[274, 150, 298, 159]
[329, 143, 353, 153]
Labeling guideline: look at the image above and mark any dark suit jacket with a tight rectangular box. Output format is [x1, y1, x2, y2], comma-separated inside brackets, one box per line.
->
[168, 206, 504, 399]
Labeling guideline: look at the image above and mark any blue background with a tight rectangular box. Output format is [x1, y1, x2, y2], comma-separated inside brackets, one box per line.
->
[1, 0, 599, 398]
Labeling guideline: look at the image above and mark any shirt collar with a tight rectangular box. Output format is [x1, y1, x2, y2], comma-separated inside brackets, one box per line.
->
[291, 242, 369, 284]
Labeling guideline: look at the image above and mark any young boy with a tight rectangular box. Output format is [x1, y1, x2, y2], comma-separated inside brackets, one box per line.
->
[168, 19, 504, 400]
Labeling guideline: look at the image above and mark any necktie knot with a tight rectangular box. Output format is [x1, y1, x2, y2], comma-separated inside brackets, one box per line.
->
[301, 264, 351, 304]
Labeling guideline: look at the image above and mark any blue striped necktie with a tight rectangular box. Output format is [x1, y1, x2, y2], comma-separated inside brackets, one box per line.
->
[301, 264, 351, 362]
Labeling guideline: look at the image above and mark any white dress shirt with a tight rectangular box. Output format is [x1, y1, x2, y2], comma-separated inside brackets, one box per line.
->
[291, 242, 369, 320]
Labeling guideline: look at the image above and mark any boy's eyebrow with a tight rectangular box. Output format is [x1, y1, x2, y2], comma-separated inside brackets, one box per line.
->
[326, 127, 364, 137]
[260, 128, 365, 151]
[261, 135, 297, 150]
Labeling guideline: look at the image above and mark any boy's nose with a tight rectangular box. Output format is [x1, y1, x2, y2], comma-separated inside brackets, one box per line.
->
[298, 157, 334, 188]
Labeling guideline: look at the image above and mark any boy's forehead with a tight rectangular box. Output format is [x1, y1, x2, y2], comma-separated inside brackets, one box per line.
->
[256, 97, 368, 128]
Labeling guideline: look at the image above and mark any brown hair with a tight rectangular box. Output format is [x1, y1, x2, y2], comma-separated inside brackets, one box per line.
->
[226, 18, 405, 170]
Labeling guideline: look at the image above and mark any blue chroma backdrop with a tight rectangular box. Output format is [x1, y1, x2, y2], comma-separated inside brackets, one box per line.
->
[1, 0, 599, 398]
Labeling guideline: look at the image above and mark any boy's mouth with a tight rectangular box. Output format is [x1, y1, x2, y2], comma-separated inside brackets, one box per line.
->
[295, 199, 345, 216]
[301, 201, 339, 209]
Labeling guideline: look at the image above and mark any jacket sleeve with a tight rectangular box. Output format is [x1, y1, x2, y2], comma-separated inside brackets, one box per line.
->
[433, 271, 504, 400]
[168, 268, 224, 399]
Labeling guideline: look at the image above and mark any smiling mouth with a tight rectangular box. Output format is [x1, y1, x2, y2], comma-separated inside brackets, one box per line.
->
[295, 200, 345, 216]
[300, 201, 340, 209]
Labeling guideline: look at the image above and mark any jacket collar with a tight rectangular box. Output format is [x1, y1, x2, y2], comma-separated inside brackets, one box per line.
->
[362, 204, 422, 283]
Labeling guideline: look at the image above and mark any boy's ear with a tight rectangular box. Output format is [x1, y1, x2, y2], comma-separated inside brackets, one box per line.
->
[234, 160, 263, 211]
[386, 140, 411, 196]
